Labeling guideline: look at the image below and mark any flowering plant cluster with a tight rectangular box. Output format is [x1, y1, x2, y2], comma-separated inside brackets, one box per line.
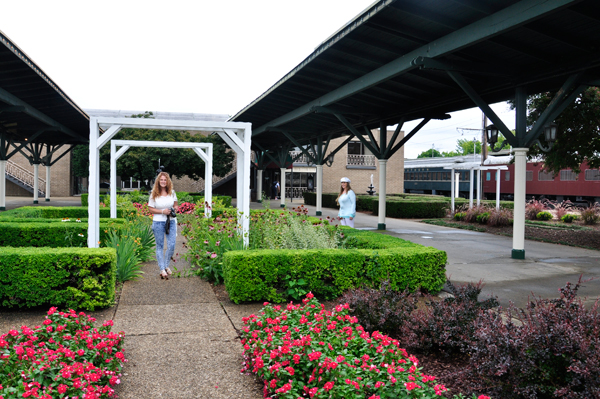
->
[0, 308, 126, 399]
[241, 293, 487, 399]
[131, 202, 152, 218]
[176, 202, 196, 214]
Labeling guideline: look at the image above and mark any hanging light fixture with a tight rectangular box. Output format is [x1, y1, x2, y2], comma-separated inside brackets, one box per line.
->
[544, 122, 558, 143]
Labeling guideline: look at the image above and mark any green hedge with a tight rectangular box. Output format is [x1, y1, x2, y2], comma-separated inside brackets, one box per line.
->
[223, 229, 446, 303]
[372, 199, 449, 218]
[3, 218, 126, 224]
[0, 206, 125, 219]
[0, 221, 121, 247]
[0, 247, 116, 310]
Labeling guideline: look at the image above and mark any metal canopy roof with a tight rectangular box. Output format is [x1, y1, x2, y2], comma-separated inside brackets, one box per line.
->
[0, 30, 90, 146]
[231, 0, 600, 152]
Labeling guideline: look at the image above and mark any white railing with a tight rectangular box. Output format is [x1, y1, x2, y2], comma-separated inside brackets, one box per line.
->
[347, 154, 376, 167]
[6, 160, 45, 195]
[285, 186, 310, 198]
[290, 151, 311, 164]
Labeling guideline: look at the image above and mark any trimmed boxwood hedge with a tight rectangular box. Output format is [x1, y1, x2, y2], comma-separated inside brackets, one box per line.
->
[0, 221, 122, 247]
[3, 218, 126, 224]
[223, 228, 446, 303]
[302, 192, 513, 218]
[0, 247, 116, 310]
[0, 206, 125, 219]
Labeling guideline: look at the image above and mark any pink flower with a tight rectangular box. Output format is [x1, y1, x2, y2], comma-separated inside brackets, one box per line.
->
[57, 384, 68, 394]
[323, 381, 334, 391]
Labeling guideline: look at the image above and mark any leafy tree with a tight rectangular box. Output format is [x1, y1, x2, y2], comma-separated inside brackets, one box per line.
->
[71, 145, 89, 177]
[417, 148, 442, 158]
[524, 87, 600, 174]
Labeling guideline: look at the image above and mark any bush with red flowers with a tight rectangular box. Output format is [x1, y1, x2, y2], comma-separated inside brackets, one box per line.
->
[241, 293, 488, 399]
[0, 308, 126, 399]
[176, 202, 196, 214]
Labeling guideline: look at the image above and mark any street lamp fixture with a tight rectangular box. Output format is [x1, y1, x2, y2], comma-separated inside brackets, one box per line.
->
[535, 122, 558, 152]
[486, 124, 506, 153]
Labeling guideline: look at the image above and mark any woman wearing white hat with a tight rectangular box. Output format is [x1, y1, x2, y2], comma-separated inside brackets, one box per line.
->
[336, 177, 356, 228]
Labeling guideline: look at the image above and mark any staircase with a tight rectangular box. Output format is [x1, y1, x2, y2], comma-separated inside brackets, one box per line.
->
[4, 160, 45, 196]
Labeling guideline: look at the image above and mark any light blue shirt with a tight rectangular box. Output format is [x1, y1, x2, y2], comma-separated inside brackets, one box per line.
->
[338, 190, 356, 218]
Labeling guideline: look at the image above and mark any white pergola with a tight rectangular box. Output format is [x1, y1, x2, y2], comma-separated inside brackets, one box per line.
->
[88, 117, 252, 248]
[109, 140, 213, 219]
[446, 163, 509, 212]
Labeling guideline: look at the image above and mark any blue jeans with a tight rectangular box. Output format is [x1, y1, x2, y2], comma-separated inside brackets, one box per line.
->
[152, 220, 177, 271]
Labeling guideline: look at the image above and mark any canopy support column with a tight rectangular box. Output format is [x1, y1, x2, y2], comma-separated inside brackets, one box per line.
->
[256, 169, 263, 203]
[45, 165, 51, 201]
[316, 164, 323, 216]
[512, 148, 528, 259]
[378, 159, 387, 230]
[33, 163, 39, 204]
[0, 160, 5, 211]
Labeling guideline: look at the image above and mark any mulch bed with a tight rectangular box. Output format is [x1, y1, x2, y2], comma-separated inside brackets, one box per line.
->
[429, 219, 600, 251]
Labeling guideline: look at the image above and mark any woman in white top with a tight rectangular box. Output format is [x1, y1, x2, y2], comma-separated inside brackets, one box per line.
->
[336, 177, 356, 228]
[148, 172, 178, 279]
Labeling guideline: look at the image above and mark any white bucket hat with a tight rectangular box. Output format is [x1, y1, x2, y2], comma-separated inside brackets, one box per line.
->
[340, 177, 351, 183]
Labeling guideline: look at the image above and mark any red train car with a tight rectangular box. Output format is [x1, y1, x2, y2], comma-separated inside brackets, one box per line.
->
[482, 161, 600, 204]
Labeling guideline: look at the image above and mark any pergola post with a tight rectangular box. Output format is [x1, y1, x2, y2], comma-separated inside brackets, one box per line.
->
[496, 169, 501, 210]
[45, 165, 51, 201]
[0, 160, 6, 211]
[469, 168, 474, 208]
[476, 169, 481, 206]
[450, 167, 455, 213]
[378, 159, 387, 230]
[512, 148, 528, 259]
[315, 164, 323, 216]
[88, 118, 102, 247]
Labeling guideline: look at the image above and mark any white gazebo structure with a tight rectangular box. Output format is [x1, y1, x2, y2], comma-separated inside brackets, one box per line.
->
[88, 117, 251, 248]
[109, 140, 213, 219]
[446, 158, 509, 212]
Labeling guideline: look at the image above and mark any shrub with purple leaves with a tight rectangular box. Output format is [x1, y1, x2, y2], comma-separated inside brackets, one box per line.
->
[580, 203, 600, 225]
[487, 207, 512, 227]
[464, 206, 489, 223]
[399, 280, 498, 356]
[468, 277, 600, 398]
[525, 199, 546, 220]
[338, 280, 418, 335]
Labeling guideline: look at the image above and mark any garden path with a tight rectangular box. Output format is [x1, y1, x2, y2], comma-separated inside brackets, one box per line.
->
[109, 227, 263, 398]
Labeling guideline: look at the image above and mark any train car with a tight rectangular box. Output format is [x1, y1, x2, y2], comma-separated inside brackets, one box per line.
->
[404, 155, 600, 204]
[403, 155, 484, 198]
[482, 160, 600, 204]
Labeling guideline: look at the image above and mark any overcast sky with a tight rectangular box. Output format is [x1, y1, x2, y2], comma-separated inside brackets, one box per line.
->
[1, 0, 515, 158]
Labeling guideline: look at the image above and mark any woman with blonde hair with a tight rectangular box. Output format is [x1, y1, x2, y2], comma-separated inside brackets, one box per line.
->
[148, 171, 178, 279]
[336, 177, 356, 228]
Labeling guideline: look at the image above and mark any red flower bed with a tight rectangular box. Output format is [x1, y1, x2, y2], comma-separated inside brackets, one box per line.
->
[241, 293, 488, 399]
[0, 308, 126, 399]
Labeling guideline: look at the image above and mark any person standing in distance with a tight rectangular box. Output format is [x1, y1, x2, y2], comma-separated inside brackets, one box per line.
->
[336, 177, 356, 228]
[148, 171, 178, 279]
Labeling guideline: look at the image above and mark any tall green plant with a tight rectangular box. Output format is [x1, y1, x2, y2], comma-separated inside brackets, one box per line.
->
[105, 230, 143, 282]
